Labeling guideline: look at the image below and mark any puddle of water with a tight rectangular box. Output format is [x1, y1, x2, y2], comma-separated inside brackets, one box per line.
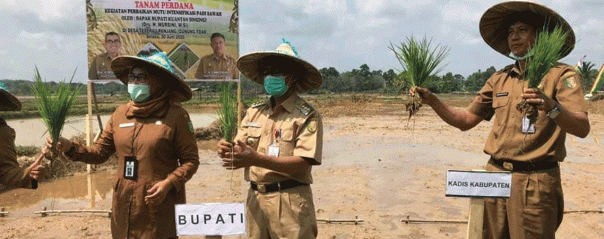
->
[0, 170, 115, 216]
[8, 113, 217, 147]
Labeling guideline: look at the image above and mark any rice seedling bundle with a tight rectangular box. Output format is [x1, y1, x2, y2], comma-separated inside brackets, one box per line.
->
[516, 25, 569, 123]
[389, 36, 449, 119]
[30, 67, 83, 176]
[217, 83, 238, 143]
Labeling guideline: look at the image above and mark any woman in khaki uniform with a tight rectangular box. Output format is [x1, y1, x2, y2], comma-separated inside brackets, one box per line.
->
[414, 1, 589, 239]
[1, 82, 45, 189]
[217, 39, 323, 239]
[50, 52, 199, 239]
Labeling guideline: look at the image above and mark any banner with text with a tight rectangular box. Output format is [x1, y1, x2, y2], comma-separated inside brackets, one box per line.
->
[445, 170, 512, 198]
[175, 203, 245, 236]
[87, 0, 239, 81]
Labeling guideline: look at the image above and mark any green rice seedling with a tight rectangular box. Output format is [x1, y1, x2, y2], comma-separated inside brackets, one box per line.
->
[516, 25, 569, 123]
[30, 67, 83, 176]
[217, 83, 238, 143]
[217, 82, 238, 190]
[389, 36, 449, 119]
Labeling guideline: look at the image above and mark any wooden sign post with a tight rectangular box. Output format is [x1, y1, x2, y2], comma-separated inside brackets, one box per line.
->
[445, 170, 512, 239]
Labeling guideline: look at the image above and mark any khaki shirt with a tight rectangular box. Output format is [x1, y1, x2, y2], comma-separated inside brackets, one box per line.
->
[88, 52, 117, 80]
[68, 103, 199, 239]
[235, 93, 322, 184]
[468, 63, 587, 162]
[0, 119, 36, 189]
[195, 53, 239, 79]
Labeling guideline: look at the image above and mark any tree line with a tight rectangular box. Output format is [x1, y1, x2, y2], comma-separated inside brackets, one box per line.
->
[1, 61, 601, 96]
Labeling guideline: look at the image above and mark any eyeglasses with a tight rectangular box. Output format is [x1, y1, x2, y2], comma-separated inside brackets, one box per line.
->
[106, 40, 120, 45]
[128, 73, 148, 83]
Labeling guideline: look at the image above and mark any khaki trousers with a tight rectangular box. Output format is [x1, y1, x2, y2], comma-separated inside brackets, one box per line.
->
[483, 161, 564, 239]
[245, 184, 317, 239]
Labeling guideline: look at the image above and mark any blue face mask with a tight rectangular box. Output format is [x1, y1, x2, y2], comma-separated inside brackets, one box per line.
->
[128, 84, 151, 103]
[264, 75, 289, 97]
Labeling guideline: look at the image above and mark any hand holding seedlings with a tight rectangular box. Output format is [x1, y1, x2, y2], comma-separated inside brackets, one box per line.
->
[521, 88, 556, 112]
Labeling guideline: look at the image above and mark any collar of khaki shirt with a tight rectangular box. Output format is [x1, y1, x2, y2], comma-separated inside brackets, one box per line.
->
[268, 93, 301, 115]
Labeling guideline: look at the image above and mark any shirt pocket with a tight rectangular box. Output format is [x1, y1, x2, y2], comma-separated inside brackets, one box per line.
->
[278, 128, 295, 157]
[493, 96, 510, 126]
[245, 127, 262, 151]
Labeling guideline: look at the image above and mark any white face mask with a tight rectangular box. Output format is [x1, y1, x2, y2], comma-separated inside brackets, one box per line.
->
[509, 49, 534, 61]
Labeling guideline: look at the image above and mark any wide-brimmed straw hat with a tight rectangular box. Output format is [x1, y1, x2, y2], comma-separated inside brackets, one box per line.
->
[480, 1, 575, 59]
[237, 38, 322, 92]
[0, 82, 21, 111]
[111, 51, 192, 102]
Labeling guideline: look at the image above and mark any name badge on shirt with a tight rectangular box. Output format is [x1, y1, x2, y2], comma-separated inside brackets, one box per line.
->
[124, 156, 138, 180]
[268, 144, 280, 157]
[521, 116, 536, 134]
[119, 122, 135, 128]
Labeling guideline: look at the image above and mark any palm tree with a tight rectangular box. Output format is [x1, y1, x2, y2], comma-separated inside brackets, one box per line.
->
[578, 61, 598, 92]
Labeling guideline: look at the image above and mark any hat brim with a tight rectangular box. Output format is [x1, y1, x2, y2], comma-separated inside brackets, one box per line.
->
[480, 1, 575, 59]
[237, 52, 322, 92]
[111, 56, 192, 102]
[0, 89, 21, 111]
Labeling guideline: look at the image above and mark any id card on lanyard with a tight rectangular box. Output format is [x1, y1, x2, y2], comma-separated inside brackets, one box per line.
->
[521, 116, 535, 134]
[124, 121, 143, 180]
[267, 129, 281, 157]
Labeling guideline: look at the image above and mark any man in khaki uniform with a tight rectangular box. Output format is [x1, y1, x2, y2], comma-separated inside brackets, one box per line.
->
[89, 31, 121, 79]
[414, 1, 589, 238]
[195, 32, 239, 79]
[0, 82, 45, 189]
[217, 39, 323, 238]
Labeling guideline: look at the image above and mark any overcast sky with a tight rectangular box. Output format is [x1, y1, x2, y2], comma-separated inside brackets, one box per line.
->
[1, 0, 603, 83]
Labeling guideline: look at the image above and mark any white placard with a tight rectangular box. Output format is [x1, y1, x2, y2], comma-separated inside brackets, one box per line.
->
[445, 170, 512, 198]
[175, 203, 245, 236]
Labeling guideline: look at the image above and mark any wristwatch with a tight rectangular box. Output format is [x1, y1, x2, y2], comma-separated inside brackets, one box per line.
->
[546, 104, 561, 119]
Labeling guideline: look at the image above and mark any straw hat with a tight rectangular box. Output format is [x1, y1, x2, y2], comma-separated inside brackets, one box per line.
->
[479, 1, 575, 59]
[0, 82, 21, 111]
[111, 51, 192, 102]
[237, 38, 322, 91]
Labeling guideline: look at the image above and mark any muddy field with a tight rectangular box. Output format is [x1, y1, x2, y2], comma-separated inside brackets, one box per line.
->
[1, 94, 603, 238]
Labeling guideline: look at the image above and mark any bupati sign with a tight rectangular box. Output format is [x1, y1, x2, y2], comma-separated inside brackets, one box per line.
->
[175, 203, 245, 236]
[445, 170, 512, 198]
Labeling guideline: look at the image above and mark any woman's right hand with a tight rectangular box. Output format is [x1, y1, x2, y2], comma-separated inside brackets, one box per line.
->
[45, 137, 72, 152]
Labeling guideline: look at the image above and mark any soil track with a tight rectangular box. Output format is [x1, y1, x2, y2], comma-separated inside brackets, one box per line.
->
[1, 94, 603, 238]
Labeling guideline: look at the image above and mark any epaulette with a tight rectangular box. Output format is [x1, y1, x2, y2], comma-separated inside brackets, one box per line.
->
[251, 101, 268, 108]
[298, 102, 315, 116]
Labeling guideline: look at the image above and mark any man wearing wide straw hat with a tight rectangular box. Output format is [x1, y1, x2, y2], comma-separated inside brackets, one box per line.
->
[217, 38, 323, 238]
[50, 52, 199, 239]
[414, 1, 589, 238]
[0, 82, 46, 189]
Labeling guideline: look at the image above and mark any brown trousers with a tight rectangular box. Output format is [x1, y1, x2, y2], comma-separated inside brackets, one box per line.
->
[483, 160, 564, 239]
[245, 184, 317, 239]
